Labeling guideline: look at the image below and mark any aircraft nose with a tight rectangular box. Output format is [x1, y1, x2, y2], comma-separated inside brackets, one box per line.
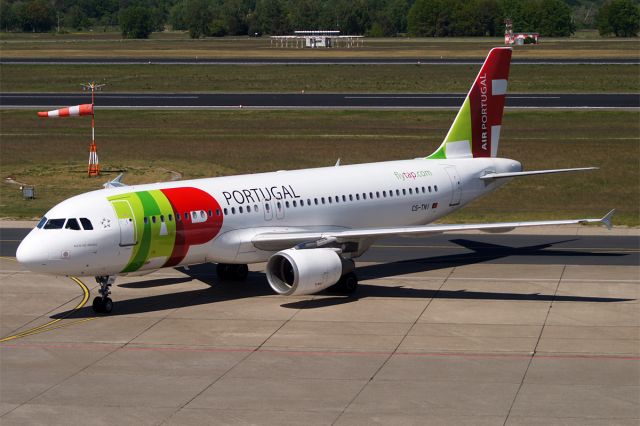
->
[16, 232, 47, 270]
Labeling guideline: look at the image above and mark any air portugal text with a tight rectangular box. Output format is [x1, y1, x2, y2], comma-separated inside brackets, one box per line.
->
[222, 185, 301, 205]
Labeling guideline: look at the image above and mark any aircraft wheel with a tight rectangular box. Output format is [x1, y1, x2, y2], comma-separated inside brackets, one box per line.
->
[340, 272, 358, 294]
[217, 264, 249, 281]
[92, 296, 104, 313]
[330, 272, 358, 295]
[103, 298, 113, 314]
[216, 263, 233, 281]
[232, 264, 249, 281]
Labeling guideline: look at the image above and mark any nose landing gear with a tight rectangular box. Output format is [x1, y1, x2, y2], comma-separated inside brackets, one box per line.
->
[92, 275, 116, 314]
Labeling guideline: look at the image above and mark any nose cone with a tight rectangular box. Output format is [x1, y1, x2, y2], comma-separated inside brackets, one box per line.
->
[16, 232, 47, 271]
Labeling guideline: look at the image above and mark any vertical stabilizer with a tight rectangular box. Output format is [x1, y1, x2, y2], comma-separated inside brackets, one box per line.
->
[427, 47, 512, 160]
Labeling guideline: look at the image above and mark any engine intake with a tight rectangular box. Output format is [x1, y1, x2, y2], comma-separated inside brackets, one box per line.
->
[266, 248, 345, 296]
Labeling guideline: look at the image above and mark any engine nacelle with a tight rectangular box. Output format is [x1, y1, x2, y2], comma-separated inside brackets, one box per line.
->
[266, 248, 344, 296]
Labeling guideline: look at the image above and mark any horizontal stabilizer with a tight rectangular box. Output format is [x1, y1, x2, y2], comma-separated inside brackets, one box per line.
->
[480, 167, 598, 180]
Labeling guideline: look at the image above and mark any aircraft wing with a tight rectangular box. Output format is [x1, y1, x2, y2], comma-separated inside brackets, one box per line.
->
[252, 210, 615, 251]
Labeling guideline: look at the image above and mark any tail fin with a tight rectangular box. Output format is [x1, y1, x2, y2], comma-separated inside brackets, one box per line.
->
[427, 47, 512, 160]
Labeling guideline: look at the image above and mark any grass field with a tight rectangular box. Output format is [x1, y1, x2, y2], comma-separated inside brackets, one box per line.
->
[1, 33, 639, 60]
[2, 63, 638, 93]
[1, 109, 637, 225]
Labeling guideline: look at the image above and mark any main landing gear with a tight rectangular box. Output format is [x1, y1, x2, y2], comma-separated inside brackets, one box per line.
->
[330, 272, 358, 295]
[216, 263, 249, 281]
[92, 275, 116, 314]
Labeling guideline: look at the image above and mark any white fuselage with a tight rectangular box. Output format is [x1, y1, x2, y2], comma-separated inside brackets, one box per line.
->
[17, 157, 521, 277]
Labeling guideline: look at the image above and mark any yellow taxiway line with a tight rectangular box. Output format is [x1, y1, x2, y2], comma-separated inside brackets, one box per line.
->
[0, 257, 95, 343]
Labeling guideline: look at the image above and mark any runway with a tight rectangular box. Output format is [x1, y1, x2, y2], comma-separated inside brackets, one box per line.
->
[2, 57, 639, 65]
[1, 226, 638, 424]
[2, 92, 639, 109]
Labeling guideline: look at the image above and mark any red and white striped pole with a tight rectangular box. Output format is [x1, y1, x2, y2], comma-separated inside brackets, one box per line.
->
[85, 82, 103, 177]
[38, 81, 105, 177]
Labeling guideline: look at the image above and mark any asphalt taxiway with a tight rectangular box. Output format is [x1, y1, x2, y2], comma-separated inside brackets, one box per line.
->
[2, 92, 639, 109]
[1, 225, 638, 424]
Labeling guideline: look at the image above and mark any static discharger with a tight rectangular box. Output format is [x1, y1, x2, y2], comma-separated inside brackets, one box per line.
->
[38, 82, 105, 177]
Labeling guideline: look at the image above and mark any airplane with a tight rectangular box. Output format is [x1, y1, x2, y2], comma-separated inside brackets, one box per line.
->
[16, 47, 614, 314]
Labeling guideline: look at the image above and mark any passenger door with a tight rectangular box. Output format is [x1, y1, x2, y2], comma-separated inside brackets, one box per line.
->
[444, 166, 462, 206]
[110, 200, 137, 246]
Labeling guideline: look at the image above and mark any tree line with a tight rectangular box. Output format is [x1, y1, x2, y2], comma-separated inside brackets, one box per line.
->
[0, 0, 637, 38]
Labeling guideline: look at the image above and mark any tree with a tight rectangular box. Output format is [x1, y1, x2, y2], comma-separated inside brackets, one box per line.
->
[184, 0, 212, 38]
[408, 0, 456, 37]
[218, 0, 250, 35]
[0, 0, 18, 31]
[598, 0, 640, 37]
[450, 0, 502, 36]
[119, 6, 153, 38]
[21, 0, 55, 32]
[169, 1, 188, 30]
[66, 5, 91, 30]
[535, 0, 575, 36]
[255, 0, 288, 35]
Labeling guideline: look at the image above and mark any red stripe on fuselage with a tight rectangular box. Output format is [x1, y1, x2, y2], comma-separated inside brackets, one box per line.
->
[160, 187, 223, 267]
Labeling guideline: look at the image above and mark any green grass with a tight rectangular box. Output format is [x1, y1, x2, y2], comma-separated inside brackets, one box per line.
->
[1, 63, 638, 93]
[1, 109, 638, 225]
[1, 33, 639, 59]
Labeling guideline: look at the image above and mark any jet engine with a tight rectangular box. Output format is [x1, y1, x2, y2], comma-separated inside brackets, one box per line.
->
[266, 248, 345, 296]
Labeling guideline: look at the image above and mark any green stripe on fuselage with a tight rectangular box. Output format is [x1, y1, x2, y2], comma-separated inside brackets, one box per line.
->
[108, 190, 176, 273]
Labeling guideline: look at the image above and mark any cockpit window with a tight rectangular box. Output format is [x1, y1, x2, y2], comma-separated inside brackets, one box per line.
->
[43, 218, 65, 230]
[80, 218, 93, 230]
[36, 217, 47, 229]
[65, 218, 81, 230]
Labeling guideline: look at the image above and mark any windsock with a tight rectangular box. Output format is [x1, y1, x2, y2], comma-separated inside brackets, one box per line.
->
[38, 104, 93, 118]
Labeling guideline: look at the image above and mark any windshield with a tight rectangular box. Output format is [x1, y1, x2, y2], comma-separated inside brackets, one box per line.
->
[43, 218, 65, 230]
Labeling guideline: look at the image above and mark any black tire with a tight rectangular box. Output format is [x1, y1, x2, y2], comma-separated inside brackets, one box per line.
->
[330, 272, 358, 295]
[232, 264, 249, 281]
[339, 272, 358, 294]
[92, 296, 104, 313]
[103, 297, 113, 314]
[216, 263, 232, 280]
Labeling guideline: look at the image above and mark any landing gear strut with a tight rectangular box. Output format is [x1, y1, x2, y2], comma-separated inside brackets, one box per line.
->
[216, 263, 249, 281]
[92, 275, 116, 314]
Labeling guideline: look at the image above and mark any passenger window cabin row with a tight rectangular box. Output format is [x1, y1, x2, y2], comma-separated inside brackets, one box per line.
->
[223, 185, 439, 216]
[142, 209, 222, 225]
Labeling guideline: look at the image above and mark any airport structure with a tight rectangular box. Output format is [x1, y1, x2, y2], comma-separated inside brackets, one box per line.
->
[270, 30, 364, 48]
[504, 19, 539, 45]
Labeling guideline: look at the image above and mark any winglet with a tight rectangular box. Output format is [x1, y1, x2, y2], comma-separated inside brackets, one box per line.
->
[103, 173, 127, 189]
[600, 209, 615, 230]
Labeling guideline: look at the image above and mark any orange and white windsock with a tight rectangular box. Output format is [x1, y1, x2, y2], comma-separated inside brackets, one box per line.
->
[38, 104, 93, 118]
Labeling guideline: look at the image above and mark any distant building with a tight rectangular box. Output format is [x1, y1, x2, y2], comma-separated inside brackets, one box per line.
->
[504, 19, 539, 45]
[270, 31, 364, 48]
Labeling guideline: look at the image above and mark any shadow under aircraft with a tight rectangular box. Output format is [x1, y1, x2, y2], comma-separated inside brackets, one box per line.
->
[53, 238, 631, 318]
